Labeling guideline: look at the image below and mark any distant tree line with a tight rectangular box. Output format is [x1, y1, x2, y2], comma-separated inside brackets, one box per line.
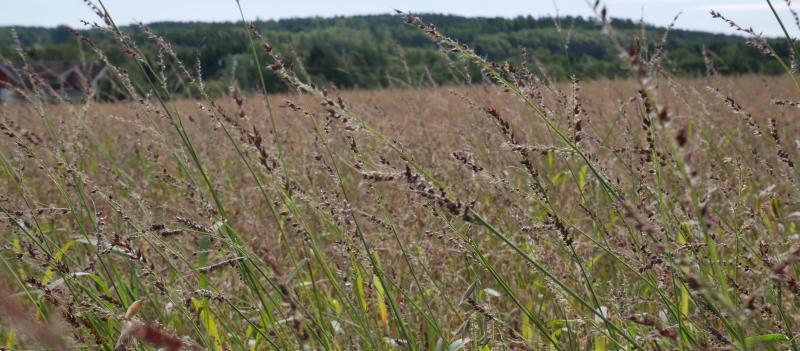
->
[0, 14, 787, 99]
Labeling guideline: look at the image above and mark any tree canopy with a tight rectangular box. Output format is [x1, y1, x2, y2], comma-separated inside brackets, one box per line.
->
[0, 14, 784, 98]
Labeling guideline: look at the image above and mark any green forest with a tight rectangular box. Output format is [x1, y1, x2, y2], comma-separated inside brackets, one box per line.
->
[0, 14, 787, 97]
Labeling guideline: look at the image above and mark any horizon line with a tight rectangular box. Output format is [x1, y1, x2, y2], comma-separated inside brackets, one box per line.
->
[0, 11, 751, 38]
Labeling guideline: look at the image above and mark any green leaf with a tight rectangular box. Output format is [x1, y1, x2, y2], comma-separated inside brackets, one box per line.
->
[772, 197, 783, 218]
[551, 171, 569, 186]
[41, 240, 75, 286]
[593, 334, 607, 351]
[744, 333, 789, 346]
[373, 274, 388, 327]
[578, 165, 588, 192]
[447, 338, 470, 351]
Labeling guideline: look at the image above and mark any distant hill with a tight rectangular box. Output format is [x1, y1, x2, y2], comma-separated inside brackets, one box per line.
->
[0, 14, 786, 97]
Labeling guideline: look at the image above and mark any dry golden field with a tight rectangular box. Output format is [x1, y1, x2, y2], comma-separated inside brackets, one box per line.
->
[3, 8, 800, 350]
[3, 71, 800, 350]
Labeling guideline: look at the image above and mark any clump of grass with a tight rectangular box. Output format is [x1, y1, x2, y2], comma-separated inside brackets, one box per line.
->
[2, 0, 800, 350]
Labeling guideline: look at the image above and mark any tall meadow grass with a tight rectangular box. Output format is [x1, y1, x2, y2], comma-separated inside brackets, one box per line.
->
[2, 1, 800, 350]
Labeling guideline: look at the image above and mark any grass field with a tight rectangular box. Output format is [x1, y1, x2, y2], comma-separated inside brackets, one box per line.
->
[3, 5, 800, 351]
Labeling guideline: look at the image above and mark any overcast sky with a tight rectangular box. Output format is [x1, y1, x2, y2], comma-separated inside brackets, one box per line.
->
[0, 0, 798, 37]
